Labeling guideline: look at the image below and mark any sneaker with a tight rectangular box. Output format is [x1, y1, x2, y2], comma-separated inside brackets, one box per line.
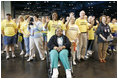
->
[41, 57, 45, 61]
[87, 53, 89, 56]
[89, 51, 93, 55]
[45, 51, 47, 55]
[66, 69, 72, 78]
[87, 50, 91, 54]
[109, 49, 112, 52]
[73, 60, 76, 65]
[52, 68, 59, 78]
[85, 55, 89, 59]
[20, 50, 25, 55]
[24, 53, 29, 57]
[6, 53, 10, 60]
[12, 53, 16, 58]
[113, 49, 116, 52]
[27, 56, 33, 62]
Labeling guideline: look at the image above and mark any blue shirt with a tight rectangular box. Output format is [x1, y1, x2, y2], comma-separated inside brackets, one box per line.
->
[96, 23, 111, 43]
[28, 21, 43, 38]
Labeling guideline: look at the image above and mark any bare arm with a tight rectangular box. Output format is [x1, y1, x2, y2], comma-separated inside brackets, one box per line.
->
[65, 17, 71, 28]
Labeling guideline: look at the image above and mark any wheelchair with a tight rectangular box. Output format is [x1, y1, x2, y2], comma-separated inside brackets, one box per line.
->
[46, 48, 73, 78]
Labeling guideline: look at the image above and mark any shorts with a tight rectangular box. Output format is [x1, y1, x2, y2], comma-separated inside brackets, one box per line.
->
[112, 33, 117, 37]
[43, 33, 47, 42]
[3, 35, 16, 45]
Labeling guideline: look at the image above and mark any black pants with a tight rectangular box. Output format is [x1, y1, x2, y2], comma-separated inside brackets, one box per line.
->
[87, 40, 94, 50]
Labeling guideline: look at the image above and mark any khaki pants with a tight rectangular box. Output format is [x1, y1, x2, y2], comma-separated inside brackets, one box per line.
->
[79, 33, 88, 58]
[29, 36, 45, 59]
[71, 42, 76, 61]
[98, 42, 108, 60]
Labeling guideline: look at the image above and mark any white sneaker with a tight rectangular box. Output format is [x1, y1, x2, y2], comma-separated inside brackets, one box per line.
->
[45, 51, 47, 55]
[89, 51, 93, 55]
[109, 49, 112, 52]
[24, 53, 29, 57]
[41, 57, 45, 61]
[87, 53, 89, 56]
[85, 55, 89, 59]
[27, 56, 33, 62]
[66, 69, 72, 78]
[6, 53, 10, 60]
[73, 60, 76, 65]
[12, 53, 16, 58]
[20, 50, 25, 55]
[52, 68, 59, 78]
[113, 49, 116, 52]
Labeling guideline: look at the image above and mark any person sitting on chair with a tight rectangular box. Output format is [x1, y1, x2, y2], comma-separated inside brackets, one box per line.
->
[47, 27, 72, 78]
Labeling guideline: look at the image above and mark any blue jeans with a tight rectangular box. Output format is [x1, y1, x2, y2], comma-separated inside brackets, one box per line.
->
[24, 37, 30, 54]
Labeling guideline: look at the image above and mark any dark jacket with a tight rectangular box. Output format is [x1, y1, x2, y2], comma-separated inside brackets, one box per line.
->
[96, 23, 111, 43]
[47, 35, 71, 56]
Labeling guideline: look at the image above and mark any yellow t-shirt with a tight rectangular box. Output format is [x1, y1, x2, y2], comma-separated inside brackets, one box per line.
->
[1, 19, 17, 36]
[109, 23, 117, 33]
[47, 20, 64, 42]
[75, 18, 88, 33]
[66, 23, 80, 42]
[17, 21, 25, 33]
[20, 21, 30, 37]
[88, 23, 94, 40]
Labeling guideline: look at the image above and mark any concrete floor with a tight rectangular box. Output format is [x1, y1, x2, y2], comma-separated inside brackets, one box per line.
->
[1, 49, 117, 78]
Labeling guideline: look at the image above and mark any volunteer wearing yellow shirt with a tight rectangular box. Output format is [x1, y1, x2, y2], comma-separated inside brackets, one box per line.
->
[108, 18, 117, 52]
[65, 13, 80, 65]
[75, 10, 88, 60]
[17, 15, 25, 56]
[109, 18, 117, 33]
[21, 15, 30, 57]
[87, 16, 95, 57]
[45, 11, 64, 42]
[1, 14, 17, 59]
[42, 16, 47, 53]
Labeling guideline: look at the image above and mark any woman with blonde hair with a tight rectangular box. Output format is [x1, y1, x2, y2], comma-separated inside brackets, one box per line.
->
[17, 15, 25, 56]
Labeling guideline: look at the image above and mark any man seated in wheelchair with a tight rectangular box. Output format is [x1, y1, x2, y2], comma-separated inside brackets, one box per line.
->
[47, 27, 72, 78]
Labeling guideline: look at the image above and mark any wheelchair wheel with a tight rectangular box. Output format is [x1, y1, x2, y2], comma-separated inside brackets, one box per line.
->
[46, 51, 53, 78]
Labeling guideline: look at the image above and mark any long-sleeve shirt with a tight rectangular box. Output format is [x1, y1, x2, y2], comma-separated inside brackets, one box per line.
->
[96, 23, 111, 43]
[28, 21, 43, 38]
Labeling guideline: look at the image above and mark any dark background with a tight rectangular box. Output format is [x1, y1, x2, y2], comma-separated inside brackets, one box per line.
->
[11, 1, 117, 19]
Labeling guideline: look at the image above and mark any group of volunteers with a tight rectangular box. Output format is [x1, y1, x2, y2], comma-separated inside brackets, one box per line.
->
[1, 10, 117, 78]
